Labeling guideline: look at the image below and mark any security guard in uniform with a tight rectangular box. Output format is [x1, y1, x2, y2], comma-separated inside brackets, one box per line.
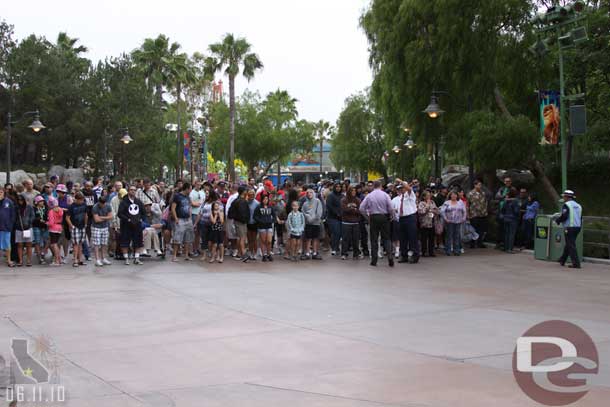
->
[555, 190, 582, 269]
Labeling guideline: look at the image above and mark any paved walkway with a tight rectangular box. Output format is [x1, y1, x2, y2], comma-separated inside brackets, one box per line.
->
[1, 251, 609, 406]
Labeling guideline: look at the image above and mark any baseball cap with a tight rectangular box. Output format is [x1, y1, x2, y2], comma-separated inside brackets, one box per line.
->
[562, 189, 575, 198]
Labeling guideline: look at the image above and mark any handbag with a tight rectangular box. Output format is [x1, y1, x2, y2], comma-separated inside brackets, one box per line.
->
[434, 216, 444, 235]
[18, 210, 32, 239]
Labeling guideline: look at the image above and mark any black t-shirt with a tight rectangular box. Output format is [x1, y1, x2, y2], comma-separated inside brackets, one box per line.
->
[68, 203, 88, 229]
[172, 193, 191, 219]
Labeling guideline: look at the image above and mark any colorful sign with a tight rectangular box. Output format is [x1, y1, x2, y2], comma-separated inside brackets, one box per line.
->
[539, 90, 560, 145]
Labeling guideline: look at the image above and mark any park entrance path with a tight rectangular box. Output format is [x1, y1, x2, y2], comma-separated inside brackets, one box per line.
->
[1, 251, 609, 406]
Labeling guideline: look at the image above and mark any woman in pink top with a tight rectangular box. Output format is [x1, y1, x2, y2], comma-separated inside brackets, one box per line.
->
[46, 197, 64, 266]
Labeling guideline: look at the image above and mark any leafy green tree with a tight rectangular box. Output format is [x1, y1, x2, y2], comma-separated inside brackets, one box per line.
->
[205, 33, 263, 182]
[332, 91, 388, 181]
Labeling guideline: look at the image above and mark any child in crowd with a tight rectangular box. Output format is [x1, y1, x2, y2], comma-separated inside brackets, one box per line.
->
[208, 201, 225, 263]
[286, 200, 305, 262]
[254, 194, 275, 261]
[32, 195, 49, 264]
[46, 197, 64, 266]
[66, 192, 88, 267]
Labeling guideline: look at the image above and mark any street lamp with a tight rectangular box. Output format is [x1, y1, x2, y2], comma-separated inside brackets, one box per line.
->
[423, 91, 475, 188]
[404, 136, 416, 149]
[392, 145, 401, 154]
[5, 110, 46, 184]
[117, 128, 132, 177]
[423, 96, 444, 119]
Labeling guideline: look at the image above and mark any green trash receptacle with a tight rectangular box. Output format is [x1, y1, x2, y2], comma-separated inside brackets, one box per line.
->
[534, 215, 552, 260]
[534, 214, 584, 262]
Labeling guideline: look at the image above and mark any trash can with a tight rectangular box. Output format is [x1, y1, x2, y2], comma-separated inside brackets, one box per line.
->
[534, 214, 584, 262]
[534, 215, 552, 260]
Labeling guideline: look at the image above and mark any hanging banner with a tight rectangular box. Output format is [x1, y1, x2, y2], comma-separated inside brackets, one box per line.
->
[183, 132, 190, 163]
[539, 90, 560, 145]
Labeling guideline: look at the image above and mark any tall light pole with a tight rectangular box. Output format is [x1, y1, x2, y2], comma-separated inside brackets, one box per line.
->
[119, 128, 133, 178]
[423, 91, 474, 188]
[5, 110, 45, 184]
[530, 1, 587, 194]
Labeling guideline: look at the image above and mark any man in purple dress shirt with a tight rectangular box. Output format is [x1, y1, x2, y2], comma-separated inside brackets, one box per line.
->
[359, 181, 394, 267]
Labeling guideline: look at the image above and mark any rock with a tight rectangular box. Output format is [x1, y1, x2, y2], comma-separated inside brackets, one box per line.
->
[0, 170, 31, 185]
[36, 173, 47, 184]
[496, 169, 535, 187]
[27, 172, 38, 183]
[441, 165, 469, 191]
[442, 165, 469, 177]
[48, 165, 66, 180]
[63, 168, 85, 183]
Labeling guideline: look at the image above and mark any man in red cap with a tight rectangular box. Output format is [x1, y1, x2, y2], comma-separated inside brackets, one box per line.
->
[256, 180, 276, 203]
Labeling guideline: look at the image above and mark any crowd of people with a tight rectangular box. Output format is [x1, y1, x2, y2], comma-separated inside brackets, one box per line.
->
[0, 174, 543, 269]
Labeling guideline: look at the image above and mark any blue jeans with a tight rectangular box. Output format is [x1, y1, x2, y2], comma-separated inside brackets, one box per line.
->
[327, 218, 342, 252]
[504, 219, 517, 252]
[445, 223, 461, 255]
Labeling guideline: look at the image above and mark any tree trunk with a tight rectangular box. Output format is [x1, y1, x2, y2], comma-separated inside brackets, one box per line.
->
[156, 84, 164, 106]
[176, 82, 182, 179]
[228, 75, 236, 182]
[529, 159, 560, 203]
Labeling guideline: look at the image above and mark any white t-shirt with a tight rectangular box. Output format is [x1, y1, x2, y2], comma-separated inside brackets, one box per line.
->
[189, 189, 206, 215]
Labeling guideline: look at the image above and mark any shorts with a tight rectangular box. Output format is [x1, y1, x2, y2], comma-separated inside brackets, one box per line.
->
[226, 219, 237, 239]
[0, 231, 11, 250]
[71, 227, 86, 245]
[290, 234, 302, 240]
[305, 224, 320, 240]
[120, 225, 144, 249]
[91, 227, 109, 246]
[247, 223, 258, 232]
[50, 232, 61, 244]
[33, 228, 49, 245]
[208, 229, 225, 245]
[234, 222, 247, 239]
[16, 229, 34, 244]
[258, 228, 273, 235]
[172, 218, 194, 244]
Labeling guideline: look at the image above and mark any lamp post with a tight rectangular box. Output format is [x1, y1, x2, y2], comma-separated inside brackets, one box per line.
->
[530, 1, 587, 194]
[118, 128, 133, 178]
[5, 110, 45, 184]
[423, 91, 474, 188]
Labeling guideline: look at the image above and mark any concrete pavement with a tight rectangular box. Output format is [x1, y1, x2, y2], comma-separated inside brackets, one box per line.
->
[1, 250, 609, 406]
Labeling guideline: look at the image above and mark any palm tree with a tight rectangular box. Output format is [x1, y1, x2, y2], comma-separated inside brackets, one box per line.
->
[205, 33, 263, 182]
[131, 34, 180, 106]
[314, 120, 334, 175]
[56, 32, 88, 55]
[166, 52, 197, 176]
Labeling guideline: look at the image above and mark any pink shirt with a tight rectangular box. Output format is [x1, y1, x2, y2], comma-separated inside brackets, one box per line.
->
[47, 208, 64, 233]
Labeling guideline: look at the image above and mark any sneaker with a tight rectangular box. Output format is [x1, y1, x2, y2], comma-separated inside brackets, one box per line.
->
[102, 258, 112, 265]
[249, 255, 256, 261]
[358, 254, 365, 260]
[156, 250, 163, 256]
[300, 254, 310, 260]
[241, 255, 249, 263]
[125, 259, 130, 265]
[134, 258, 143, 265]
[341, 255, 347, 260]
[268, 255, 273, 262]
[312, 253, 322, 260]
[95, 260, 103, 267]
[262, 255, 268, 262]
[291, 256, 298, 262]
[331, 251, 337, 256]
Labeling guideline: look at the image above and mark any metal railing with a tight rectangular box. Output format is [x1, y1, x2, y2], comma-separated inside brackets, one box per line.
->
[583, 216, 610, 259]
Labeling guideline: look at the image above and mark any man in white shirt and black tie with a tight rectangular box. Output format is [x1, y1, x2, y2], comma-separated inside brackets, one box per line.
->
[392, 181, 419, 263]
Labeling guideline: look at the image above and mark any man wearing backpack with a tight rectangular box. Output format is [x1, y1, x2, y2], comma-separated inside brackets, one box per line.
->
[229, 186, 250, 261]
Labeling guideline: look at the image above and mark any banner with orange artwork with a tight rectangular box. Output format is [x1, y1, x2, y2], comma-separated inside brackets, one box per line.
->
[539, 91, 560, 145]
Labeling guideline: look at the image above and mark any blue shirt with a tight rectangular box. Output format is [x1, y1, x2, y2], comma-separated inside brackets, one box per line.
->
[524, 201, 539, 220]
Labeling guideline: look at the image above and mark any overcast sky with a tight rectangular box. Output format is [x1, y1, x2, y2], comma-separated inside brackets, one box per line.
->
[4, 0, 373, 124]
